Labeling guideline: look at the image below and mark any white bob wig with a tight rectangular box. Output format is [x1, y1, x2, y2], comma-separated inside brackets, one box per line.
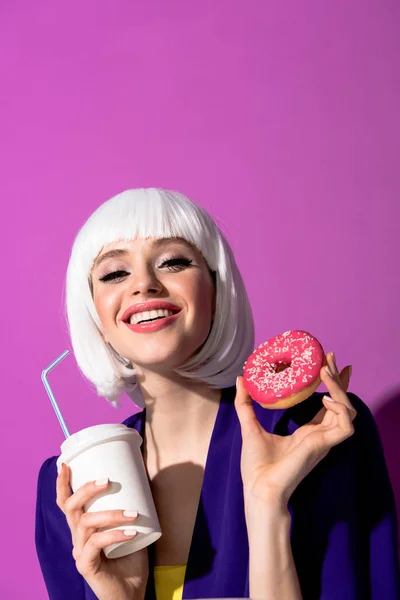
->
[65, 188, 255, 408]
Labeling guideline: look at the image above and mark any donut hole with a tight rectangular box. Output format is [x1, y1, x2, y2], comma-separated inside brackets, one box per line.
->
[275, 362, 291, 373]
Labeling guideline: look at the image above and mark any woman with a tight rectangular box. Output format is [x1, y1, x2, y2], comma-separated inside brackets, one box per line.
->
[35, 188, 400, 600]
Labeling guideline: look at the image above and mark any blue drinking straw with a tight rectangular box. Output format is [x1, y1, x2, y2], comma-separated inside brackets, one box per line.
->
[41, 350, 71, 438]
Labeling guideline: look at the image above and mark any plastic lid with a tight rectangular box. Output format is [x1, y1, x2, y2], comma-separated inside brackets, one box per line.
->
[57, 423, 141, 468]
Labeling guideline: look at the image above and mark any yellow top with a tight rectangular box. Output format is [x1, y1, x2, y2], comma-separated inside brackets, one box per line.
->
[154, 565, 187, 600]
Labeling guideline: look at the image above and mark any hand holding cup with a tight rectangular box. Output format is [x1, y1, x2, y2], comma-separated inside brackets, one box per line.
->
[56, 464, 149, 600]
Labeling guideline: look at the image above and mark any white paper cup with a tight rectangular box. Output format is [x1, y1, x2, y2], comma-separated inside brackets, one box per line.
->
[56, 423, 161, 559]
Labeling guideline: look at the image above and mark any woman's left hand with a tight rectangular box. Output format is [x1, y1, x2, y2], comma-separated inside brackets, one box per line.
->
[234, 352, 356, 511]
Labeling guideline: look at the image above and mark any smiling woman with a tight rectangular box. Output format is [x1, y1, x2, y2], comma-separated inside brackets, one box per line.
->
[64, 189, 255, 408]
[89, 233, 223, 389]
[35, 188, 400, 600]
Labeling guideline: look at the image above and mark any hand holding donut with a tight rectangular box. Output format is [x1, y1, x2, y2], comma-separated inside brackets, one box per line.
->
[56, 465, 149, 600]
[234, 350, 356, 510]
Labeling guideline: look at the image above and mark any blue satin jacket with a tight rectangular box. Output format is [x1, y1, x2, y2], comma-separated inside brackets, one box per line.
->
[35, 386, 400, 599]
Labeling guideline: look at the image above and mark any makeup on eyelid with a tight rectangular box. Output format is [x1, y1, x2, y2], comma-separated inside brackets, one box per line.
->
[98, 256, 193, 283]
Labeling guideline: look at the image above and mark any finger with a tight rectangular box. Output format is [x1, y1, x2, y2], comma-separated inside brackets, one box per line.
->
[339, 365, 352, 393]
[285, 397, 355, 490]
[63, 478, 110, 532]
[320, 363, 348, 400]
[305, 355, 352, 426]
[328, 352, 352, 393]
[56, 463, 72, 512]
[326, 352, 342, 386]
[309, 406, 336, 429]
[321, 396, 355, 445]
[74, 509, 139, 555]
[309, 406, 326, 425]
[76, 529, 138, 577]
[64, 478, 110, 514]
[309, 352, 341, 426]
[234, 376, 262, 435]
[320, 365, 357, 421]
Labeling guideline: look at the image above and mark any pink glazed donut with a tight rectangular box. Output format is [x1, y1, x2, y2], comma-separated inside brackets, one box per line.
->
[243, 330, 326, 409]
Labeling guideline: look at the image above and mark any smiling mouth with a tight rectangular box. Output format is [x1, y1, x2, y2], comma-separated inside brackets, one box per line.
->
[137, 315, 167, 324]
[126, 308, 181, 326]
[123, 309, 181, 333]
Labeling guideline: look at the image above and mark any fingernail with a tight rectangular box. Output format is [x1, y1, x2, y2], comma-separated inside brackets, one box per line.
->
[349, 365, 352, 377]
[323, 395, 335, 403]
[236, 376, 239, 388]
[325, 366, 334, 377]
[123, 510, 138, 518]
[123, 529, 137, 537]
[94, 478, 109, 486]
[331, 352, 336, 364]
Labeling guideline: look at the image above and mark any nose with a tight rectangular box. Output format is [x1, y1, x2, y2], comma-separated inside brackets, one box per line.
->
[126, 265, 164, 297]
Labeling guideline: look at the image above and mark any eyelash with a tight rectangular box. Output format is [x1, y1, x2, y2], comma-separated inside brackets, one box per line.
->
[99, 256, 193, 283]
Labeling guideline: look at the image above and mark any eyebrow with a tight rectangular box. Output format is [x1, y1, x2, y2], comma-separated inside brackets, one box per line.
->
[92, 237, 191, 271]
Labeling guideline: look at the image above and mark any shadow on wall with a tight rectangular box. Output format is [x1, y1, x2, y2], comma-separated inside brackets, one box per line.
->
[374, 387, 400, 548]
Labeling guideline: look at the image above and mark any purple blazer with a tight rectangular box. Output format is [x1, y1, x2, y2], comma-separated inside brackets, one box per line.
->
[35, 386, 400, 599]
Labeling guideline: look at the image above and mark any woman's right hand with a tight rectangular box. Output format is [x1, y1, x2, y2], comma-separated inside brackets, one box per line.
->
[56, 463, 149, 600]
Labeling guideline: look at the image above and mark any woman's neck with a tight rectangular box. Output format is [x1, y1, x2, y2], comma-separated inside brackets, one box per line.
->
[138, 373, 222, 465]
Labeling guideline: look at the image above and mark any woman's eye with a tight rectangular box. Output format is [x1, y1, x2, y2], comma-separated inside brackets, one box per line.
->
[99, 257, 193, 283]
[99, 270, 128, 283]
[160, 257, 193, 270]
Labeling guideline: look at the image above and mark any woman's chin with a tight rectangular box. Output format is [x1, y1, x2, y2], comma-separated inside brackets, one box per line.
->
[123, 335, 208, 375]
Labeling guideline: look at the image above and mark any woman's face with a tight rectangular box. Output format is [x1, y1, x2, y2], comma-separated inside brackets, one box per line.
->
[90, 237, 216, 374]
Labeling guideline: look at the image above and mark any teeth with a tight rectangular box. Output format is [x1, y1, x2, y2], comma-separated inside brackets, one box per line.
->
[129, 309, 175, 325]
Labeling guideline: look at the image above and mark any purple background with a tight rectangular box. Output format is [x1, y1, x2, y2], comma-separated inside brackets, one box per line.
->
[1, 1, 399, 598]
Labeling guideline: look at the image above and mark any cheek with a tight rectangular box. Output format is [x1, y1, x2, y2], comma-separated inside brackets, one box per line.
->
[94, 290, 118, 325]
[192, 276, 214, 315]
